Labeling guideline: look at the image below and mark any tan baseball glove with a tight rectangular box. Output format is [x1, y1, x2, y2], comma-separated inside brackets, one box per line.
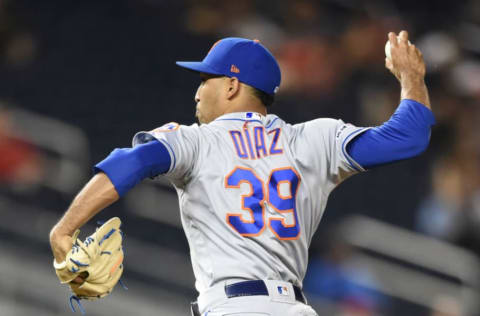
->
[53, 217, 125, 308]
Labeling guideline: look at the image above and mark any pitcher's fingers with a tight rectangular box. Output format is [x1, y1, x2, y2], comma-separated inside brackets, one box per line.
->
[388, 32, 398, 47]
[398, 30, 409, 44]
[415, 47, 423, 58]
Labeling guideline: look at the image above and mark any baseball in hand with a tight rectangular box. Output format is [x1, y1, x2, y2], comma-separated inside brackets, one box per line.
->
[385, 37, 411, 59]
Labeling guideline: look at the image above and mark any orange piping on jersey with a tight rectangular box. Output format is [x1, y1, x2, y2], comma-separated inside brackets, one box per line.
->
[268, 128, 284, 155]
[225, 167, 266, 237]
[267, 167, 301, 240]
[229, 130, 249, 159]
[254, 126, 268, 158]
[151, 122, 180, 133]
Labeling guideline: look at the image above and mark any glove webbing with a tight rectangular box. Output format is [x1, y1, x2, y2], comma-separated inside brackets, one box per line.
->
[67, 221, 127, 314]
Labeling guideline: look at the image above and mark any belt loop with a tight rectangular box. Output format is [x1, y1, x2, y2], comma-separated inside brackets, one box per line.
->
[293, 285, 307, 304]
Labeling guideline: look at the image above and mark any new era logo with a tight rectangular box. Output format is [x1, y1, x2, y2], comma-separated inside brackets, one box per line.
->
[230, 64, 240, 73]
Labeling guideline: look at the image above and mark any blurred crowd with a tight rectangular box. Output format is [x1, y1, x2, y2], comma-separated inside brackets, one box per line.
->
[0, 0, 39, 189]
[1, 0, 480, 315]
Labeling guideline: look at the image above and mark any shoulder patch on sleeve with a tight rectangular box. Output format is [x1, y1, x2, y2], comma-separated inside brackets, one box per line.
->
[152, 122, 180, 133]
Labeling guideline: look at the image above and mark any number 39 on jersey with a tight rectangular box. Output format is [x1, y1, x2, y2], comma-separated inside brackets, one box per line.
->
[225, 166, 300, 240]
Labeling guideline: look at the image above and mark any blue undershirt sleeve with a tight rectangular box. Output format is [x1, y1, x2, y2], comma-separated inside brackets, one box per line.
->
[347, 99, 435, 169]
[94, 139, 171, 197]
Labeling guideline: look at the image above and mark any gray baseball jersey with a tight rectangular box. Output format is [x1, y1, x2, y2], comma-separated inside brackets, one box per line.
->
[132, 112, 367, 294]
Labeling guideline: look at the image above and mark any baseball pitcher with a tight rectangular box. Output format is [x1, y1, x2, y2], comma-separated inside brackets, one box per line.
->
[50, 31, 434, 315]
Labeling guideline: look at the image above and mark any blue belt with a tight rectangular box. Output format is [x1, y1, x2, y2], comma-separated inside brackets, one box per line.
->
[225, 280, 306, 303]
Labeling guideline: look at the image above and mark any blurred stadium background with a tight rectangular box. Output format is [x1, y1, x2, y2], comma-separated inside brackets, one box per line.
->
[1, 0, 480, 315]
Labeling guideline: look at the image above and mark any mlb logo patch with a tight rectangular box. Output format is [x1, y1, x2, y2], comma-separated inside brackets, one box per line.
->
[246, 112, 253, 118]
[277, 286, 289, 296]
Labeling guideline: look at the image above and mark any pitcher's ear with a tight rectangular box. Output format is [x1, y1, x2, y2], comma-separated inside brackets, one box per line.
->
[226, 77, 240, 99]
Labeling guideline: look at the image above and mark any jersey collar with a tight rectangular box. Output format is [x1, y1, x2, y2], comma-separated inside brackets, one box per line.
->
[213, 112, 279, 128]
[215, 112, 266, 121]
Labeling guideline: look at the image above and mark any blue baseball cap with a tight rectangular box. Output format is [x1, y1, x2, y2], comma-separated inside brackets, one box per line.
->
[176, 37, 281, 95]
